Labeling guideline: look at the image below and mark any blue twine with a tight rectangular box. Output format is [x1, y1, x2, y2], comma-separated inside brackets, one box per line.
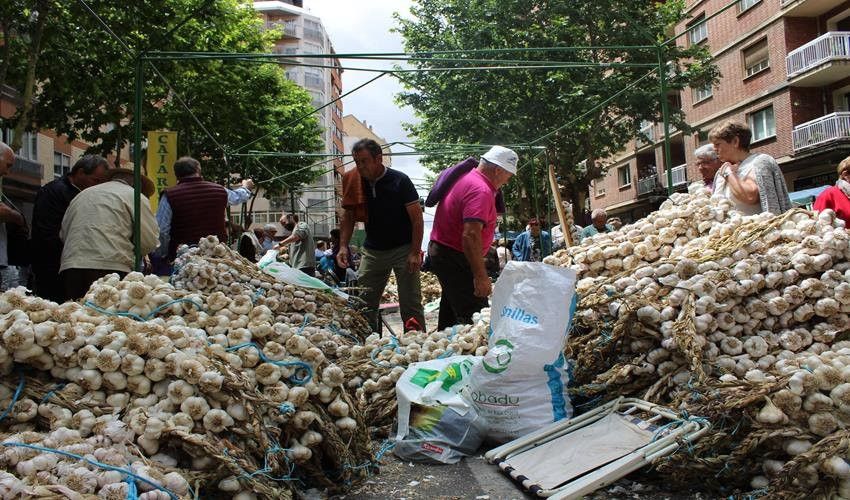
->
[447, 325, 458, 340]
[369, 335, 402, 368]
[278, 402, 295, 415]
[84, 301, 146, 322]
[225, 343, 313, 385]
[125, 474, 138, 500]
[83, 298, 204, 323]
[375, 439, 396, 461]
[296, 316, 311, 335]
[436, 348, 455, 359]
[651, 410, 710, 443]
[144, 298, 204, 319]
[224, 443, 300, 483]
[0, 372, 25, 423]
[40, 382, 66, 404]
[715, 462, 731, 478]
[0, 442, 178, 499]
[328, 324, 361, 345]
[801, 365, 813, 373]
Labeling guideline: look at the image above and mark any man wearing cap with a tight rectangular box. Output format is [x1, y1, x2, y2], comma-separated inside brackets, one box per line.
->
[337, 138, 425, 333]
[512, 218, 552, 262]
[428, 145, 517, 330]
[155, 156, 254, 264]
[31, 154, 111, 302]
[59, 168, 159, 299]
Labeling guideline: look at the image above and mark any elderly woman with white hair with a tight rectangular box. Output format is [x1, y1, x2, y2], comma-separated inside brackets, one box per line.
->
[580, 208, 614, 239]
[694, 144, 723, 192]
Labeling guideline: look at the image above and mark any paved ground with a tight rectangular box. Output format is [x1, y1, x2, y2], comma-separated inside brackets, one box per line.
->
[337, 454, 532, 500]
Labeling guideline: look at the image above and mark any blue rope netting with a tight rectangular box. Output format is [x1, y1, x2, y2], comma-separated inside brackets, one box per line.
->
[0, 442, 180, 500]
[225, 343, 313, 385]
[84, 298, 204, 322]
[0, 372, 25, 424]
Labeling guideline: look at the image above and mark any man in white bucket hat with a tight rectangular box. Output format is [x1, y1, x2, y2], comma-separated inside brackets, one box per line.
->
[428, 145, 517, 329]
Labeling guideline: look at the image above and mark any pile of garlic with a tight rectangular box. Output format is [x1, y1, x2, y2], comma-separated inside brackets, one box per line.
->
[551, 184, 850, 495]
[171, 236, 369, 338]
[382, 272, 442, 305]
[0, 425, 189, 499]
[545, 185, 739, 276]
[340, 309, 490, 427]
[0, 272, 372, 498]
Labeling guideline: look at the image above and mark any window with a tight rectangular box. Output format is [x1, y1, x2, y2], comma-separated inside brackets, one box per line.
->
[304, 69, 324, 89]
[687, 14, 708, 45]
[53, 152, 70, 179]
[743, 39, 769, 78]
[4, 129, 37, 160]
[594, 179, 606, 197]
[738, 0, 760, 12]
[749, 106, 776, 142]
[618, 166, 632, 187]
[692, 84, 713, 103]
[19, 131, 37, 161]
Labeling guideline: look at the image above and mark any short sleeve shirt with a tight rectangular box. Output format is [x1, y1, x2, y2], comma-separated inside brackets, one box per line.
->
[289, 222, 316, 269]
[363, 168, 420, 250]
[430, 169, 497, 256]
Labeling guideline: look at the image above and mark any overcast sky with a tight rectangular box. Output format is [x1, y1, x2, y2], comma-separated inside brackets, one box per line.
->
[306, 0, 424, 184]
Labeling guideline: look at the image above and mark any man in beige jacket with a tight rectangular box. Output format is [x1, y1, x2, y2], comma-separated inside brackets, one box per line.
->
[60, 168, 159, 299]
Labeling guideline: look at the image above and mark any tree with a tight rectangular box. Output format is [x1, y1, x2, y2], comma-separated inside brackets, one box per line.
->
[395, 0, 718, 223]
[1, 0, 324, 206]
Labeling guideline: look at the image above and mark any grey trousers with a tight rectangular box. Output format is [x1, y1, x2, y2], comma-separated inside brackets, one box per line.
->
[358, 245, 425, 333]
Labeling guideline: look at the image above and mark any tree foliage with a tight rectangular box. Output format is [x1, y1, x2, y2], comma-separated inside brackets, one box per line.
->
[395, 0, 719, 223]
[1, 0, 323, 201]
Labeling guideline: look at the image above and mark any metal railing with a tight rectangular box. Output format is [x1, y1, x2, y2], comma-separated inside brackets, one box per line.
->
[786, 31, 850, 77]
[637, 174, 657, 195]
[792, 111, 850, 151]
[662, 163, 688, 187]
[11, 157, 42, 179]
[264, 20, 299, 37]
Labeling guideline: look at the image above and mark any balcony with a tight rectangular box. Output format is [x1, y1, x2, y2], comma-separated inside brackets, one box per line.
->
[781, 0, 845, 17]
[661, 164, 688, 188]
[637, 174, 658, 195]
[792, 112, 850, 152]
[10, 157, 42, 180]
[263, 20, 300, 38]
[786, 32, 850, 86]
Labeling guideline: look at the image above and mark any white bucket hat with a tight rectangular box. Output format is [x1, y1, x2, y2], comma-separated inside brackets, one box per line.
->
[482, 146, 519, 174]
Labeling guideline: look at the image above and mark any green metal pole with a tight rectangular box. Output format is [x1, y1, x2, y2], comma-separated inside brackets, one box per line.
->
[133, 56, 143, 270]
[657, 45, 674, 196]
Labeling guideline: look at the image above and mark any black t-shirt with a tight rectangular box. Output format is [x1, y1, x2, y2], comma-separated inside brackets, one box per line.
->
[363, 168, 419, 250]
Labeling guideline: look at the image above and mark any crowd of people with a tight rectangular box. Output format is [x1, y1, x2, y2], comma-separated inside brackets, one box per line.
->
[2, 116, 850, 333]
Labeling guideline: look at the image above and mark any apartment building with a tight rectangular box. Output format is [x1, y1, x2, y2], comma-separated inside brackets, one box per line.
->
[0, 85, 101, 223]
[591, 0, 850, 222]
[341, 115, 392, 170]
[250, 0, 344, 237]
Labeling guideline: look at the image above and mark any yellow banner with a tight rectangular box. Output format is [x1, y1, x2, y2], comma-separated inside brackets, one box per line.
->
[146, 131, 177, 212]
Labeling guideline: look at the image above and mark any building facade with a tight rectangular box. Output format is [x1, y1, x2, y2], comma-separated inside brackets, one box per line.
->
[341, 115, 392, 170]
[250, 0, 344, 237]
[591, 0, 850, 222]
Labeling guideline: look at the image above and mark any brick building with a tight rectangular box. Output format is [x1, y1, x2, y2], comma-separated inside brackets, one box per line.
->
[591, 0, 850, 222]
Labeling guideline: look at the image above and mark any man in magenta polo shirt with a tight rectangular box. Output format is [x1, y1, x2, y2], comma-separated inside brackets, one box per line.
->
[428, 146, 517, 329]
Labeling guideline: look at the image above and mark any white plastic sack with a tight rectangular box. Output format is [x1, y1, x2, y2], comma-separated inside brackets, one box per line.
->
[465, 261, 577, 442]
[257, 250, 347, 298]
[394, 356, 487, 464]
